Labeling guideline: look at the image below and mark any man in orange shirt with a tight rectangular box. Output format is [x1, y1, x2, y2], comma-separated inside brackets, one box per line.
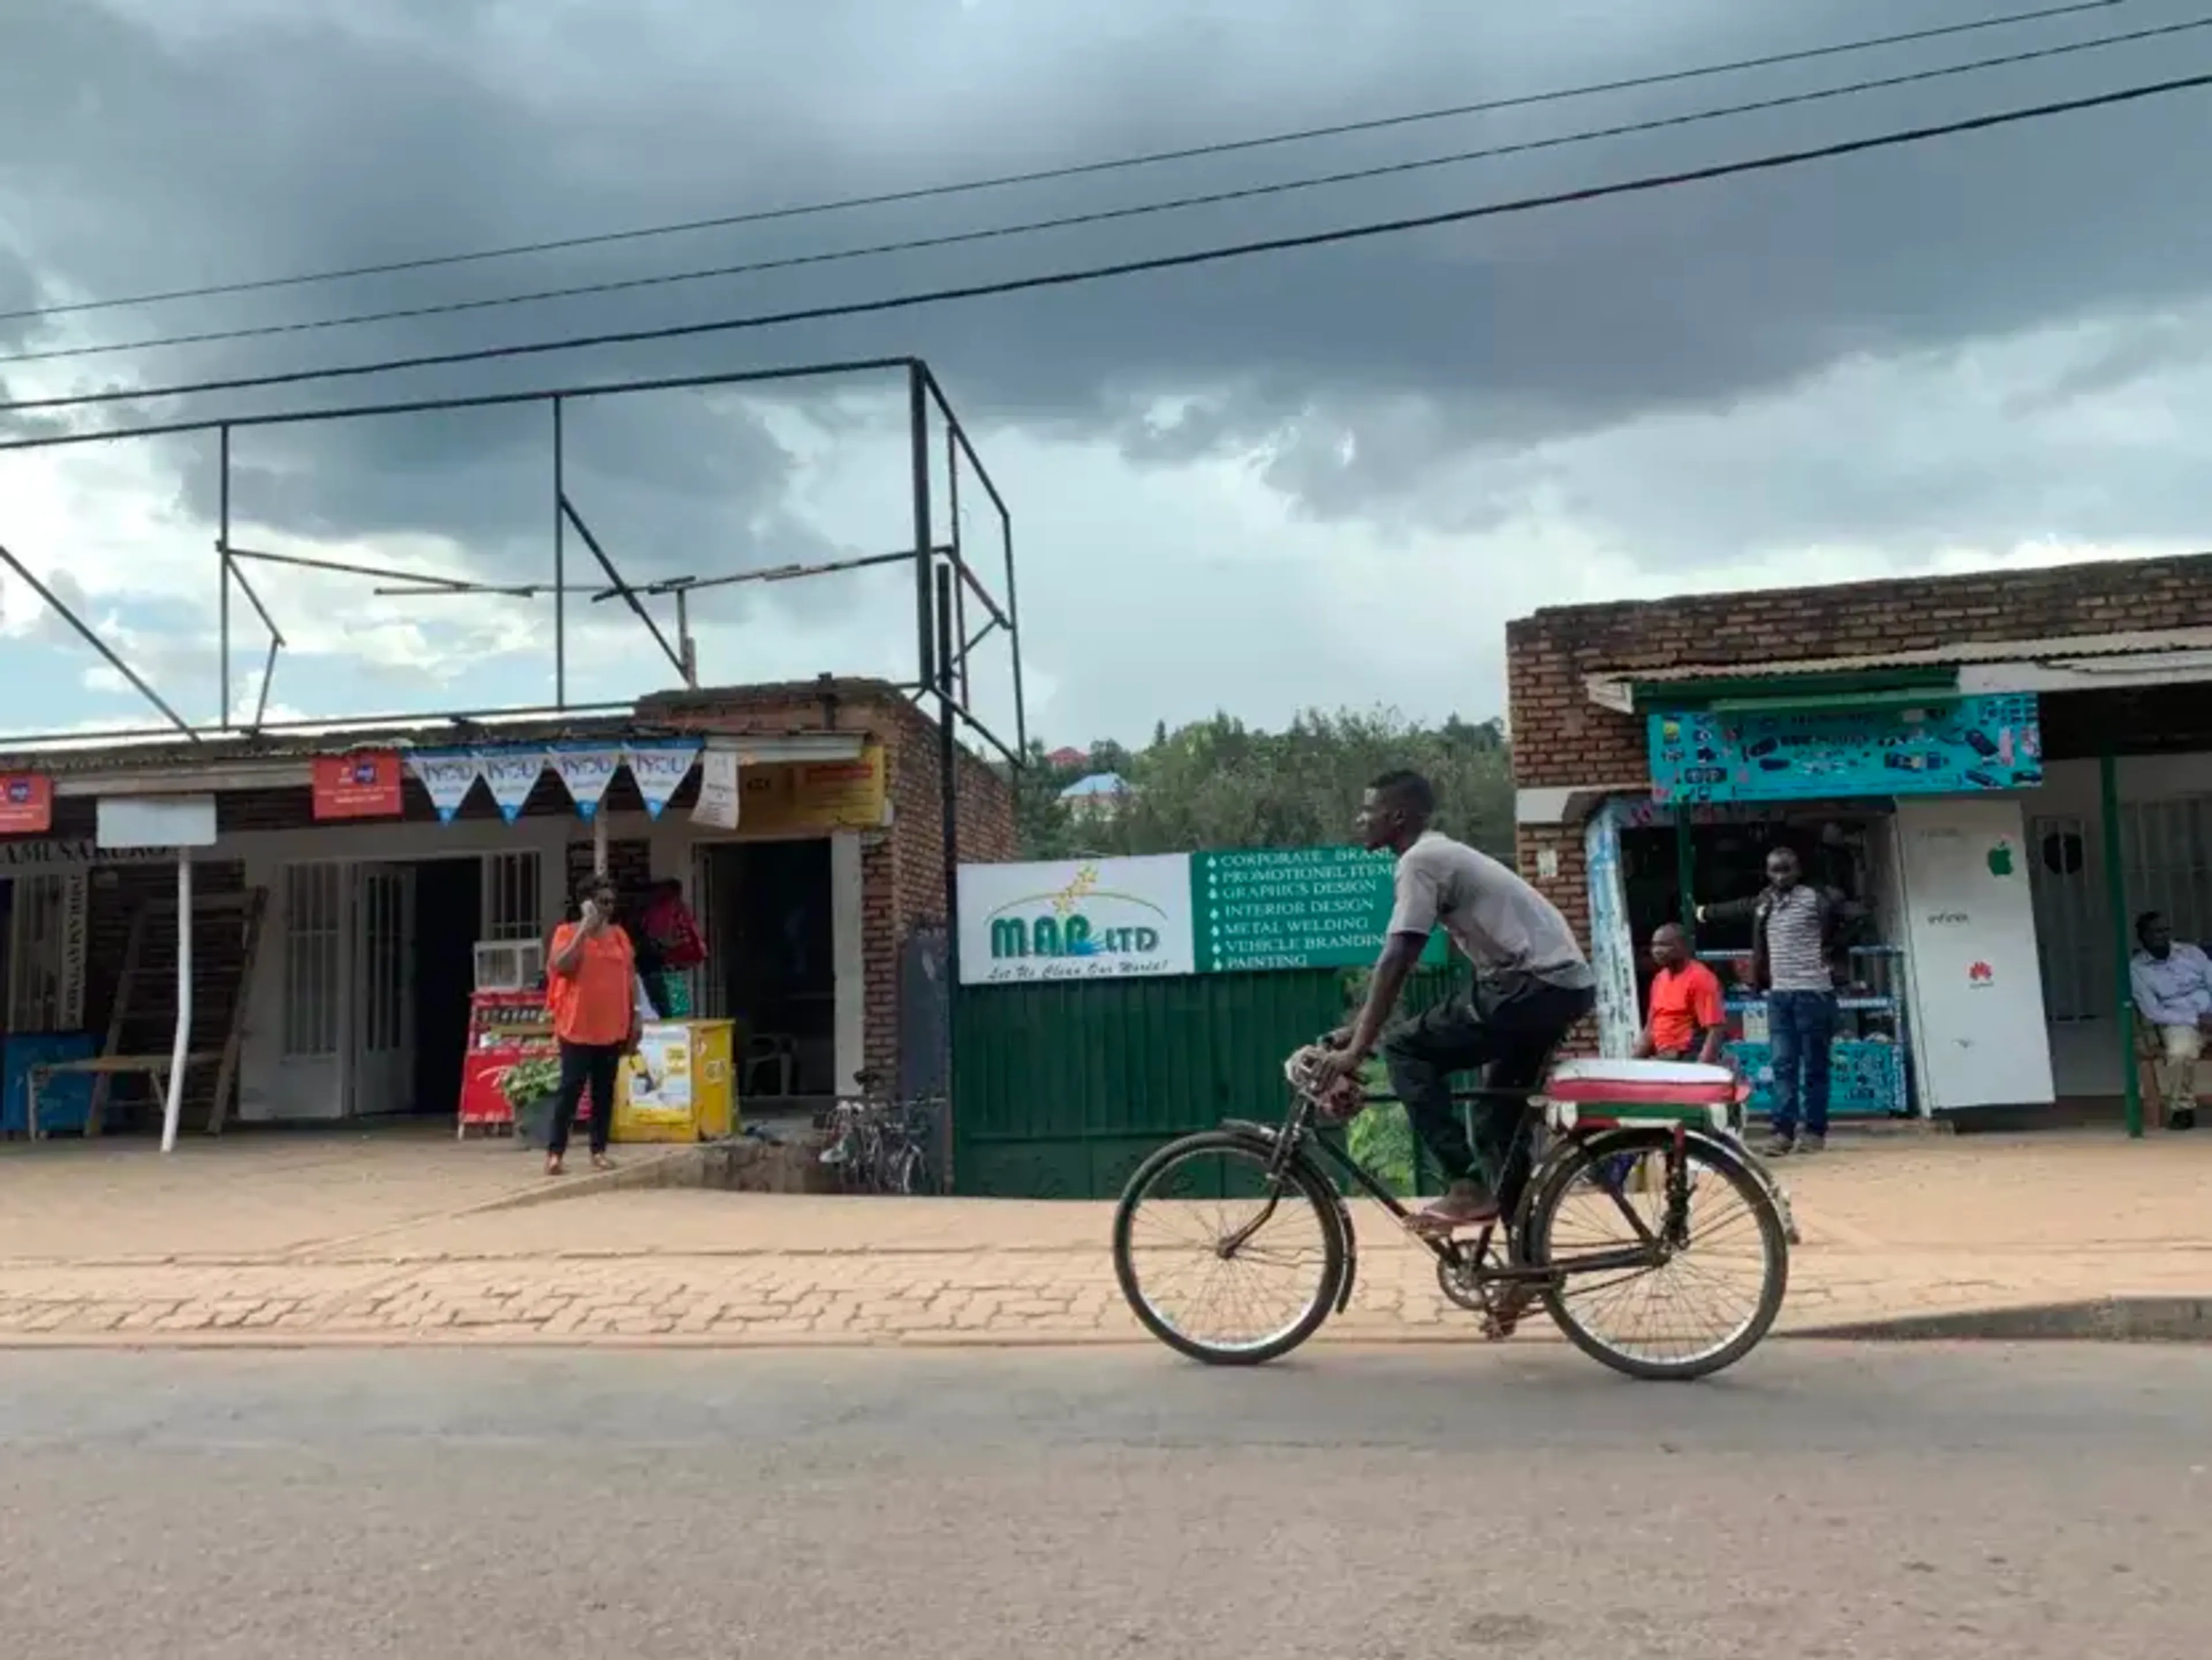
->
[1635, 922, 1727, 1064]
[544, 874, 641, 1176]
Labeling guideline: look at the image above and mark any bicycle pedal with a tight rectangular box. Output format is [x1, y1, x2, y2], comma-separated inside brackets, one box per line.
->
[1480, 1314, 1518, 1341]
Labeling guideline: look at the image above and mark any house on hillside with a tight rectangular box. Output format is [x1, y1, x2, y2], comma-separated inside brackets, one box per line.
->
[1058, 771, 1131, 823]
[1044, 745, 1089, 771]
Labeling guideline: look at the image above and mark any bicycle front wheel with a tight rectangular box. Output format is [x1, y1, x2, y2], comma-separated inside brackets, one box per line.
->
[1113, 1132, 1345, 1366]
[1523, 1127, 1788, 1382]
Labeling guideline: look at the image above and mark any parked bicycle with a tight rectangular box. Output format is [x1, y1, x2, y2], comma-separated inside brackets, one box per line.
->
[817, 1074, 942, 1196]
[1111, 1043, 1791, 1381]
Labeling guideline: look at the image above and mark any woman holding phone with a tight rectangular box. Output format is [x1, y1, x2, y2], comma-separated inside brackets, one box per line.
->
[543, 874, 641, 1175]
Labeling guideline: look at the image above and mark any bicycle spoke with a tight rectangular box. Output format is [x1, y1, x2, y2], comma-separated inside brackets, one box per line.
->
[1535, 1140, 1782, 1374]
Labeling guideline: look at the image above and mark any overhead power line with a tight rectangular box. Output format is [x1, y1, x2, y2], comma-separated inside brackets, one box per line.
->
[3, 67, 2206, 420]
[0, 0, 2128, 327]
[8, 13, 2202, 370]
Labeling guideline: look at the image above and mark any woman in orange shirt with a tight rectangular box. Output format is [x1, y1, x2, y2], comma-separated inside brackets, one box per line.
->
[544, 874, 641, 1175]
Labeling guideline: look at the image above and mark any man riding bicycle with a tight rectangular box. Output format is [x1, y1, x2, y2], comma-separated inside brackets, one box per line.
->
[1312, 770, 1597, 1234]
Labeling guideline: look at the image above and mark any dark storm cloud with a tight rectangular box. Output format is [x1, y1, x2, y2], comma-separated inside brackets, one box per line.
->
[3, 0, 2210, 558]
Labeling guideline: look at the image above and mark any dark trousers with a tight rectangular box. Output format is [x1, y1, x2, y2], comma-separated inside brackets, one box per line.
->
[550, 1039, 622, 1158]
[1766, 989, 1838, 1139]
[1380, 974, 1594, 1203]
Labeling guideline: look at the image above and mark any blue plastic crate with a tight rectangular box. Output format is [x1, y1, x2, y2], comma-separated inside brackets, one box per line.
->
[1, 1032, 100, 1135]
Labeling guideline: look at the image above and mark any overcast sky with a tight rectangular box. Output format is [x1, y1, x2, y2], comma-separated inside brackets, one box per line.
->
[2, 0, 2209, 749]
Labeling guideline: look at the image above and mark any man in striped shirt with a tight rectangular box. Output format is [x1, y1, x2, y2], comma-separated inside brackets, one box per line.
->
[1698, 847, 1863, 1156]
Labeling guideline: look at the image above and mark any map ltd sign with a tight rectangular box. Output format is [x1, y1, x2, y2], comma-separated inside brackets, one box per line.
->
[957, 855, 1195, 985]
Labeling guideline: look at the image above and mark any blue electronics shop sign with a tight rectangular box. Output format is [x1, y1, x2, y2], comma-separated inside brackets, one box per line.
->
[1648, 693, 2042, 805]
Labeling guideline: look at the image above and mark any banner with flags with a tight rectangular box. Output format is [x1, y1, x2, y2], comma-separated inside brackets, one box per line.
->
[476, 747, 549, 824]
[408, 750, 484, 824]
[548, 743, 624, 820]
[623, 741, 700, 820]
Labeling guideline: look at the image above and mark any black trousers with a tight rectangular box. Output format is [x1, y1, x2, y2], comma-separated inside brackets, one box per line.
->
[550, 1039, 623, 1157]
[1380, 973, 1594, 1204]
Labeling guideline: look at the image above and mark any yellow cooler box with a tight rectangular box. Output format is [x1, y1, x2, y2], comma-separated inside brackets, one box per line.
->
[612, 1019, 737, 1143]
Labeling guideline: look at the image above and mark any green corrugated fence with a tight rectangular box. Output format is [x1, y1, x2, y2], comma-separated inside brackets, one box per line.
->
[951, 964, 1468, 1199]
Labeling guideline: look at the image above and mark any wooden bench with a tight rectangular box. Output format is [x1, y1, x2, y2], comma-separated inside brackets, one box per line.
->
[26, 1053, 223, 1140]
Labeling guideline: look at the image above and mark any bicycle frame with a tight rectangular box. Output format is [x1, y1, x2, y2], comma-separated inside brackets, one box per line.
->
[1217, 1085, 1696, 1307]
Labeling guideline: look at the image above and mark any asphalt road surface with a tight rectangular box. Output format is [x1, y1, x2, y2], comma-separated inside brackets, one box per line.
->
[2, 1341, 2205, 1658]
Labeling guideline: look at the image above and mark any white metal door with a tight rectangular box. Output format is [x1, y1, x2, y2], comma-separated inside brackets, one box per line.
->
[351, 863, 417, 1114]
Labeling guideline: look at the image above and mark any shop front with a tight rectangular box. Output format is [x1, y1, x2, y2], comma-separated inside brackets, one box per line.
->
[0, 677, 1013, 1141]
[1581, 695, 2051, 1120]
[1508, 550, 2212, 1134]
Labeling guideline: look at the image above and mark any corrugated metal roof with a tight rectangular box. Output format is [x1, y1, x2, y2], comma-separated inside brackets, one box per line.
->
[1584, 628, 2212, 711]
[1597, 628, 2212, 686]
[0, 710, 645, 777]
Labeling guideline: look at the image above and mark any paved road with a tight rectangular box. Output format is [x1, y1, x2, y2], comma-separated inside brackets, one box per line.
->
[3, 1343, 2205, 1658]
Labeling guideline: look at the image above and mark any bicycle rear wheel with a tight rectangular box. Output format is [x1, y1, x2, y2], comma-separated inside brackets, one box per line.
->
[1522, 1127, 1788, 1382]
[1113, 1132, 1344, 1366]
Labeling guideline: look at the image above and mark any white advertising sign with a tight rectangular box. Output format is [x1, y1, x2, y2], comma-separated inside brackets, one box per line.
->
[956, 855, 1195, 986]
[96, 794, 217, 849]
[1895, 795, 2055, 1111]
[691, 748, 741, 830]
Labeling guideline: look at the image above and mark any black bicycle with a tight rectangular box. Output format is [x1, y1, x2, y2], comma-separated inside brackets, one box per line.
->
[1111, 1041, 1790, 1381]
[817, 1072, 942, 1195]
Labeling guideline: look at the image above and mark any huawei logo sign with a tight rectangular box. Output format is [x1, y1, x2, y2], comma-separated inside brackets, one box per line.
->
[1968, 961, 1994, 986]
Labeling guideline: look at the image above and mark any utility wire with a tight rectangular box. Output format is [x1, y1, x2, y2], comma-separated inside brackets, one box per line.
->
[8, 13, 2200, 370]
[3, 67, 2205, 419]
[0, 0, 2128, 327]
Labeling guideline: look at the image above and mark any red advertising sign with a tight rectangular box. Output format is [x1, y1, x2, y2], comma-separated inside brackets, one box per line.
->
[311, 751, 404, 820]
[456, 990, 596, 1130]
[0, 772, 53, 835]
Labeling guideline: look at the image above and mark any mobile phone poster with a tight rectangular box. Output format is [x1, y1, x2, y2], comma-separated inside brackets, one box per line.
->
[1646, 694, 2042, 804]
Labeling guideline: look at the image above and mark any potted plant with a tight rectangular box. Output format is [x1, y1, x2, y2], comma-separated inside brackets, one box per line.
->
[499, 1053, 563, 1147]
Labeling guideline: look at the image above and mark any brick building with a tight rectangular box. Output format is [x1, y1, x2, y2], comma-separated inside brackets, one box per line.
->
[1507, 551, 2212, 1129]
[0, 677, 1012, 1135]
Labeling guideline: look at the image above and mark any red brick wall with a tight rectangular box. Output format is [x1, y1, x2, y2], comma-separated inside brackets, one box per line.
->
[864, 703, 1014, 1084]
[645, 680, 1016, 1087]
[1506, 551, 2212, 791]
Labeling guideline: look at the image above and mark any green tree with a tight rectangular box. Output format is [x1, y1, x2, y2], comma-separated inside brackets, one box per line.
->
[1014, 706, 1512, 862]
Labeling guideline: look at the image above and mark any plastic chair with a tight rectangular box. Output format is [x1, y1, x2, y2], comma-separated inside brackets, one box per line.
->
[741, 1034, 797, 1099]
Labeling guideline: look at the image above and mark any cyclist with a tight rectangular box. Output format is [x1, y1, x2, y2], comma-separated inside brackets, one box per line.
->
[1313, 770, 1596, 1234]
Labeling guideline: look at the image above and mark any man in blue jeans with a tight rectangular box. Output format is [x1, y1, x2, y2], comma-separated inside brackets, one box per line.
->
[1698, 846, 1866, 1155]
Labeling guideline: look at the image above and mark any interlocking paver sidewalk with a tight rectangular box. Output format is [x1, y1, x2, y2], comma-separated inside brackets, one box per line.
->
[2, 1132, 2206, 1347]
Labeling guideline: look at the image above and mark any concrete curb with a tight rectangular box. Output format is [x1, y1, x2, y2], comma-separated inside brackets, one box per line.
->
[9, 1299, 2212, 1354]
[1787, 1295, 2212, 1344]
[448, 1146, 710, 1215]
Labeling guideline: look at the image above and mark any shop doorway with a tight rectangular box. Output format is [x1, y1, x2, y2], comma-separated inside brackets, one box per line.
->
[696, 839, 834, 1104]
[410, 858, 483, 1117]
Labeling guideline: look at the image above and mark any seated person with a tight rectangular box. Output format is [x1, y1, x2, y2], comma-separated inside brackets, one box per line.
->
[2129, 911, 2212, 1131]
[1634, 922, 1726, 1065]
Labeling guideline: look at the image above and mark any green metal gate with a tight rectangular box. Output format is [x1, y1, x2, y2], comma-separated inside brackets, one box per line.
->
[951, 965, 1466, 1198]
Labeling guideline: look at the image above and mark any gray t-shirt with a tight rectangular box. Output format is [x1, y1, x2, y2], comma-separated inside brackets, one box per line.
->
[1387, 832, 1594, 989]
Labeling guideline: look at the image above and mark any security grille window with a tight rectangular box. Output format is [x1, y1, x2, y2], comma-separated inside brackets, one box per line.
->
[282, 863, 343, 1058]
